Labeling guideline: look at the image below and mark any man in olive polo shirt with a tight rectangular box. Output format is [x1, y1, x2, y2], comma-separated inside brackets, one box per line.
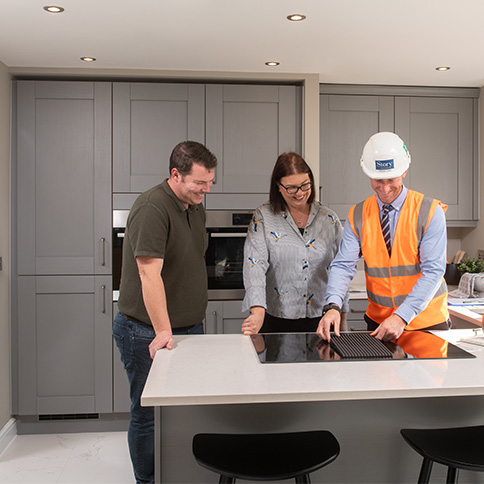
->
[113, 141, 217, 484]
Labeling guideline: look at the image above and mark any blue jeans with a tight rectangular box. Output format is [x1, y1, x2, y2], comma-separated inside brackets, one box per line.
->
[113, 311, 203, 484]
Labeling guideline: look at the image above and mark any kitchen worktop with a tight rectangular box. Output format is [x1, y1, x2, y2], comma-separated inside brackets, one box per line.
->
[141, 329, 484, 408]
[446, 285, 484, 327]
[144, 329, 484, 484]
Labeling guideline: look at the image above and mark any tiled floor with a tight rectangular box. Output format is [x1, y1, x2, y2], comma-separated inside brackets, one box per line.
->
[0, 432, 134, 484]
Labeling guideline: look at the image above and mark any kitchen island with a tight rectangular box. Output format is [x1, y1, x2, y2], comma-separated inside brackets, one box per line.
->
[142, 331, 484, 483]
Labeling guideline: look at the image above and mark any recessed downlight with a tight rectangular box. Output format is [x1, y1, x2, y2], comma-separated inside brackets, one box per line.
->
[43, 5, 64, 13]
[265, 61, 280, 67]
[80, 57, 96, 62]
[436, 66, 450, 71]
[287, 14, 306, 21]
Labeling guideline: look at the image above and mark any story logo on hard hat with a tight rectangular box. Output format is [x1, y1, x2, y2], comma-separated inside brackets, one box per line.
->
[375, 159, 394, 170]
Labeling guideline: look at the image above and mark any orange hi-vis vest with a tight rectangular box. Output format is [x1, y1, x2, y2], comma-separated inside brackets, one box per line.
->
[348, 190, 449, 330]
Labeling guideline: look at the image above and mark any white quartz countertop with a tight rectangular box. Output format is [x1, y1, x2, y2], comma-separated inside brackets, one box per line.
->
[141, 329, 484, 408]
[448, 302, 483, 326]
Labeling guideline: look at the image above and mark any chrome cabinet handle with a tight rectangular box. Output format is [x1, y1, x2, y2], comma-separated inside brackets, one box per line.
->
[212, 311, 218, 334]
[101, 285, 106, 313]
[100, 237, 106, 266]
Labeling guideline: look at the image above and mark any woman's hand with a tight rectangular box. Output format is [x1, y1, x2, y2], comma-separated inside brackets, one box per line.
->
[242, 306, 265, 335]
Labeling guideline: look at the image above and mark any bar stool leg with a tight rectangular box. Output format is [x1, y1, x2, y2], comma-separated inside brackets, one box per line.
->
[295, 474, 310, 484]
[417, 457, 433, 484]
[446, 466, 458, 484]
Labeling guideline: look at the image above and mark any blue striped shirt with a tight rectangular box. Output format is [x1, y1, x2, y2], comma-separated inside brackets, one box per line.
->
[327, 186, 447, 324]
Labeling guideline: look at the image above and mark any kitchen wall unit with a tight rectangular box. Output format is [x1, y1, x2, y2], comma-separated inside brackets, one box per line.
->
[112, 83, 301, 198]
[113, 83, 205, 193]
[319, 94, 394, 218]
[206, 84, 301, 194]
[320, 85, 479, 226]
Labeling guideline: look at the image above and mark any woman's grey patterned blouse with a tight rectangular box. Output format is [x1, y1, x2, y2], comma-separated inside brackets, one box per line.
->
[242, 201, 348, 319]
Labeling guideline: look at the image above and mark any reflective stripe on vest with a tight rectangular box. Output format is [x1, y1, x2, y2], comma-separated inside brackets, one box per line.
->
[367, 279, 448, 309]
[349, 190, 449, 330]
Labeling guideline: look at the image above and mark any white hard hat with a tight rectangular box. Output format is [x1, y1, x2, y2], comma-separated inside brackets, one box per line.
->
[360, 132, 411, 179]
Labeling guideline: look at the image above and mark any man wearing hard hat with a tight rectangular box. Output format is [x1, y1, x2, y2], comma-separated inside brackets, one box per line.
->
[317, 132, 449, 342]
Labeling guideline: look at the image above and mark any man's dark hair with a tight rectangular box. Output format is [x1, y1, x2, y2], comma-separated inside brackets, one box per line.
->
[269, 152, 315, 213]
[169, 141, 218, 176]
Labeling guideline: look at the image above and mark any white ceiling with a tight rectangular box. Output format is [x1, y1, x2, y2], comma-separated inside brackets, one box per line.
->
[1, 0, 484, 87]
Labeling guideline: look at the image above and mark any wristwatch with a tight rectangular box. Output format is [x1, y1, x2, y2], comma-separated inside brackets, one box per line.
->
[322, 303, 341, 316]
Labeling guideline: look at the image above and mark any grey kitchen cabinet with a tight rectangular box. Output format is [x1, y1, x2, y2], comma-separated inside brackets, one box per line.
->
[16, 276, 113, 416]
[347, 299, 369, 331]
[206, 84, 301, 194]
[113, 83, 302, 196]
[113, 82, 205, 194]
[205, 301, 249, 334]
[394, 96, 476, 224]
[319, 94, 394, 219]
[112, 302, 131, 413]
[320, 86, 479, 225]
[16, 81, 112, 275]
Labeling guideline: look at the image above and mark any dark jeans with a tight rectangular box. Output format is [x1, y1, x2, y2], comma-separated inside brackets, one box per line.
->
[113, 311, 203, 484]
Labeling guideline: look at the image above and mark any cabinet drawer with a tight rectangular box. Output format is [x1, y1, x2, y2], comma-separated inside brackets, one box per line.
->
[348, 299, 368, 319]
[347, 299, 368, 331]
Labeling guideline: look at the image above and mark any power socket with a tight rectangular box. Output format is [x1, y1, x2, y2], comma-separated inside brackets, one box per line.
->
[478, 250, 484, 261]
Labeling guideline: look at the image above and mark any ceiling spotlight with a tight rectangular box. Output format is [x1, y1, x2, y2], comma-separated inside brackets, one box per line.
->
[436, 66, 450, 71]
[265, 61, 280, 67]
[80, 57, 96, 62]
[287, 14, 306, 21]
[43, 5, 64, 13]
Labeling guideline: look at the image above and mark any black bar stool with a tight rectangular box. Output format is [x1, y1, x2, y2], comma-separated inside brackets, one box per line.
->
[192, 430, 340, 483]
[401, 425, 484, 483]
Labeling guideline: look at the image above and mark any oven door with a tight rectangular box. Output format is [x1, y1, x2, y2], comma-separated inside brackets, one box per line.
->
[206, 227, 247, 300]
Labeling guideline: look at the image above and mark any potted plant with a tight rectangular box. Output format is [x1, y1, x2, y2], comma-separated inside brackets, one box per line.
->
[458, 257, 484, 292]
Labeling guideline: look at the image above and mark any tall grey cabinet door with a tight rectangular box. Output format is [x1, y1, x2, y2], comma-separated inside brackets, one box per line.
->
[16, 81, 112, 275]
[320, 94, 394, 220]
[206, 85, 301, 193]
[17, 276, 113, 415]
[395, 97, 475, 222]
[112, 302, 131, 413]
[113, 83, 205, 193]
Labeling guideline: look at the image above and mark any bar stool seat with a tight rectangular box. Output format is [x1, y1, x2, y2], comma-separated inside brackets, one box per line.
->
[401, 425, 484, 483]
[192, 430, 340, 483]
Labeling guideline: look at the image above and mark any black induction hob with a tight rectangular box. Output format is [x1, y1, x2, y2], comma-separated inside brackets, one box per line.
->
[250, 331, 476, 363]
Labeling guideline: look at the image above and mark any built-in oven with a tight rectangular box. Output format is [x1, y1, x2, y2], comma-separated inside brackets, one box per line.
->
[112, 210, 129, 301]
[206, 210, 253, 300]
[112, 209, 253, 302]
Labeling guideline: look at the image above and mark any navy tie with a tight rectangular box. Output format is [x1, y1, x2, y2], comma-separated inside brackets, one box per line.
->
[381, 204, 394, 255]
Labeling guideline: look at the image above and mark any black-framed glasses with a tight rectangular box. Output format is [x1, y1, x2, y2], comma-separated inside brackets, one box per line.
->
[279, 181, 312, 195]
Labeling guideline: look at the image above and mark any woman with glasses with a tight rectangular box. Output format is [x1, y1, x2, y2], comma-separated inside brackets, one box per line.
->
[241, 152, 348, 334]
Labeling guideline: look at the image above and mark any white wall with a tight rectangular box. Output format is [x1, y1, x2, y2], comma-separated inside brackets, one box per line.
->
[0, 61, 11, 429]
